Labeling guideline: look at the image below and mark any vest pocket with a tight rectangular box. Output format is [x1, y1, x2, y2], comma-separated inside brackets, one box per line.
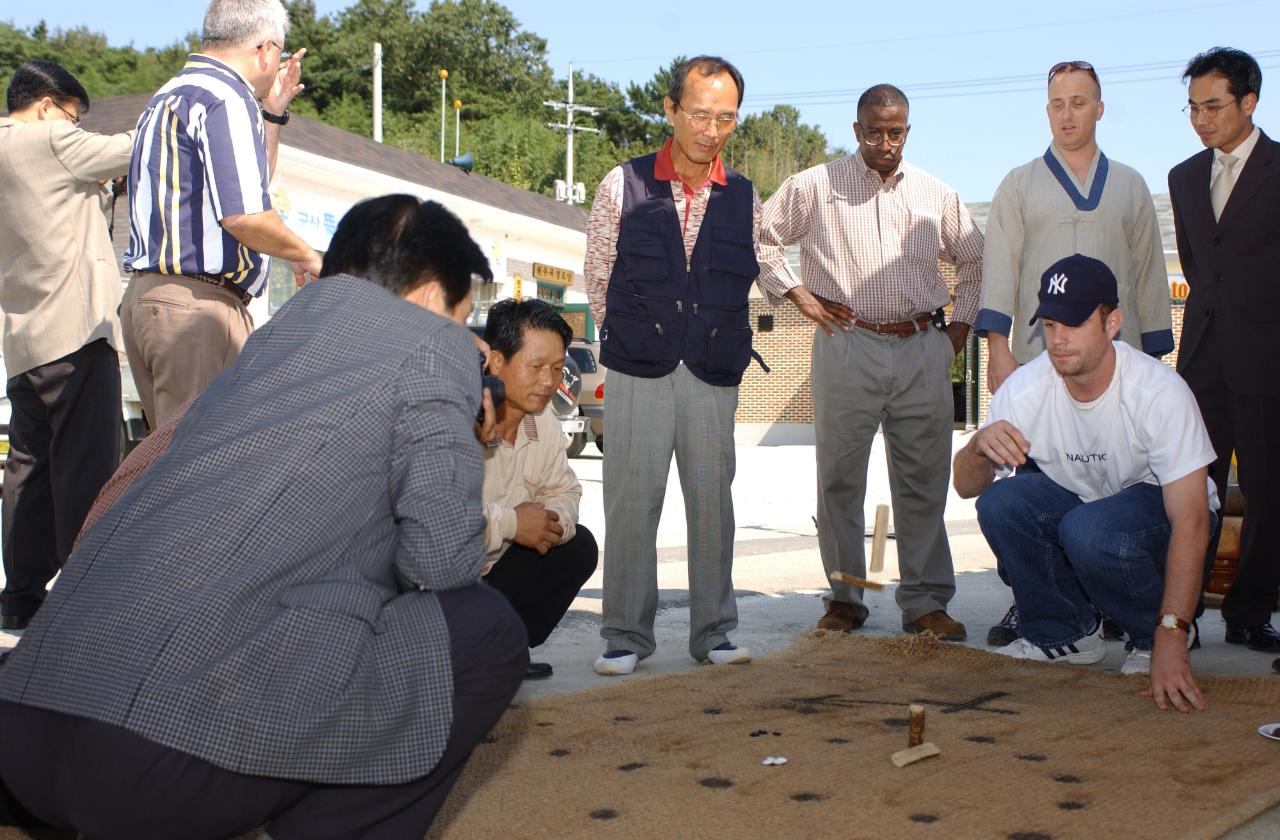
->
[703, 325, 753, 376]
[709, 224, 760, 282]
[602, 309, 679, 369]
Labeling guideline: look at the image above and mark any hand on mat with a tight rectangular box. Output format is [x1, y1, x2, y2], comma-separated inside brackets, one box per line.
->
[971, 420, 1030, 470]
[785, 287, 851, 337]
[515, 502, 563, 555]
[1144, 637, 1206, 713]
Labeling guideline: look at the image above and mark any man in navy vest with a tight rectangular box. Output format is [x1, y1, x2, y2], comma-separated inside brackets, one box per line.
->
[584, 55, 761, 676]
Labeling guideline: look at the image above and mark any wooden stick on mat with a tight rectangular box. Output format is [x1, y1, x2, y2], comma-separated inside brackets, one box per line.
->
[869, 504, 890, 573]
[829, 570, 886, 592]
[891, 742, 940, 768]
[907, 704, 926, 748]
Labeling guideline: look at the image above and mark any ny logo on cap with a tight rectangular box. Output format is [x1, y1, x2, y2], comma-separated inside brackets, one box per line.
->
[1047, 272, 1068, 295]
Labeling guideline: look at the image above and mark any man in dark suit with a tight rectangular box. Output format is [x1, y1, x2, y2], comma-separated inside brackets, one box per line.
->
[0, 196, 527, 839]
[1169, 47, 1280, 662]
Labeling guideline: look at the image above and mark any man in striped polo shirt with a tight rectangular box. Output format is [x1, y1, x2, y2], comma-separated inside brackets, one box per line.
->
[121, 0, 321, 429]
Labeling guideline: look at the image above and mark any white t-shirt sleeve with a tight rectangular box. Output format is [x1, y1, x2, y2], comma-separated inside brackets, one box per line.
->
[1138, 378, 1216, 486]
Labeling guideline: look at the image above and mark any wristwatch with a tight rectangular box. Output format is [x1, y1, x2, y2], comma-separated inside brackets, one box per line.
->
[1157, 613, 1191, 633]
[262, 108, 290, 125]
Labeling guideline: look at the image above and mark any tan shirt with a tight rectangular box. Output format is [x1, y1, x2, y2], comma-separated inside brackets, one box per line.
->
[979, 146, 1171, 362]
[0, 118, 133, 377]
[482, 409, 581, 572]
[756, 153, 984, 324]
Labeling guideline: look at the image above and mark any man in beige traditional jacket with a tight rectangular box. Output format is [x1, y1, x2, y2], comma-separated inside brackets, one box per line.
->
[0, 60, 133, 629]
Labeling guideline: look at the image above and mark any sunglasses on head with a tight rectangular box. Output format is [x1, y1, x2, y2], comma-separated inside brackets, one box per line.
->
[1048, 60, 1098, 86]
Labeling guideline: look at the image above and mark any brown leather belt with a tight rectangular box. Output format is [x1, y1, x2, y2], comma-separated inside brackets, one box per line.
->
[850, 314, 932, 338]
[134, 271, 251, 307]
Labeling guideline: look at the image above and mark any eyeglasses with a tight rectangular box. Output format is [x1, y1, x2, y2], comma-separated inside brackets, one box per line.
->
[859, 128, 907, 147]
[51, 101, 80, 125]
[257, 40, 292, 62]
[1182, 97, 1238, 118]
[1048, 60, 1099, 87]
[675, 104, 738, 134]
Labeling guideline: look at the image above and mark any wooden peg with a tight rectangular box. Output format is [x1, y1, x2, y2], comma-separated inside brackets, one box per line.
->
[891, 742, 940, 768]
[829, 570, 885, 592]
[870, 504, 890, 573]
[907, 704, 926, 748]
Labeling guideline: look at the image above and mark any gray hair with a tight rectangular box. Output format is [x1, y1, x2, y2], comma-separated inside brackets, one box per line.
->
[202, 0, 290, 51]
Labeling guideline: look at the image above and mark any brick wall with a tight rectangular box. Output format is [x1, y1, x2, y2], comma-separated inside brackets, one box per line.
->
[736, 299, 815, 423]
[736, 268, 1187, 426]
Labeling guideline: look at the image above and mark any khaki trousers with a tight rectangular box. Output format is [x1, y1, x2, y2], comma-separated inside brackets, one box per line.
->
[120, 273, 253, 430]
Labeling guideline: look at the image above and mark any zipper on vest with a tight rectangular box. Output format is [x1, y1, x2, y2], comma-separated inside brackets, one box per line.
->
[655, 322, 664, 335]
[676, 299, 683, 312]
[692, 302, 699, 315]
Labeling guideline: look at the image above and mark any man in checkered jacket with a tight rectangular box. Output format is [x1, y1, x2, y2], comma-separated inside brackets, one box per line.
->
[0, 196, 526, 838]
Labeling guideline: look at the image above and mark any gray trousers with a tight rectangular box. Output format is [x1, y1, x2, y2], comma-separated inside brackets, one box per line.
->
[600, 365, 738, 661]
[813, 324, 956, 624]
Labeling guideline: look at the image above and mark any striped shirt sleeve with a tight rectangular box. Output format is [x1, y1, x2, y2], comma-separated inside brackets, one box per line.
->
[195, 97, 271, 220]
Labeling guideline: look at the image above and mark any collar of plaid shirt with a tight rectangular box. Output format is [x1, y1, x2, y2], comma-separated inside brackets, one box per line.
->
[851, 146, 906, 189]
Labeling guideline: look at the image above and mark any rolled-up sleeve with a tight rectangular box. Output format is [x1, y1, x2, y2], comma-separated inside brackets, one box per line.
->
[940, 188, 984, 325]
[757, 174, 812, 305]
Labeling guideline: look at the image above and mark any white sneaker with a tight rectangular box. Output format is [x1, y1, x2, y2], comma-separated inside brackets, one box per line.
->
[594, 649, 638, 676]
[1121, 648, 1151, 675]
[706, 643, 751, 665]
[993, 627, 1106, 665]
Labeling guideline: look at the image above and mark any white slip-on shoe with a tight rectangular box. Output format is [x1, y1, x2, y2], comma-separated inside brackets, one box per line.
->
[593, 649, 638, 676]
[706, 643, 751, 665]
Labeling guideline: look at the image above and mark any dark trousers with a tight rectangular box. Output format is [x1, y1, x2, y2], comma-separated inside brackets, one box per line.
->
[2, 339, 121, 619]
[0, 583, 527, 840]
[484, 525, 598, 648]
[1182, 332, 1280, 629]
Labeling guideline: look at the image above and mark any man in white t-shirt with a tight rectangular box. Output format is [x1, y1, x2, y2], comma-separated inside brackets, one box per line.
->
[953, 254, 1216, 713]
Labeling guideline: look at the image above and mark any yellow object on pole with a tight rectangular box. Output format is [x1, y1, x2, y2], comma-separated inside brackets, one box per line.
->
[438, 69, 448, 162]
[513, 274, 523, 300]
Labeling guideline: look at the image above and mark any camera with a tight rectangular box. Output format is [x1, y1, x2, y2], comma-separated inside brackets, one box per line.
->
[477, 352, 505, 422]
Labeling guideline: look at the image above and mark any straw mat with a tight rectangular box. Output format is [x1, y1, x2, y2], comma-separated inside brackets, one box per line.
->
[428, 632, 1280, 840]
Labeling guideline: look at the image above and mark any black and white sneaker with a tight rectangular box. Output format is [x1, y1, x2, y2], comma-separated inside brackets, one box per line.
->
[993, 626, 1106, 665]
[987, 603, 1019, 647]
[1101, 615, 1125, 641]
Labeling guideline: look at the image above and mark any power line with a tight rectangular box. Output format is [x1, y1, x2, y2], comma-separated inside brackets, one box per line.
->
[577, 0, 1265, 65]
[740, 53, 1280, 108]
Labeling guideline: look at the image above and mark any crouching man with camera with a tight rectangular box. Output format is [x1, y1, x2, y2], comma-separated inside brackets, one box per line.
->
[480, 299, 599, 681]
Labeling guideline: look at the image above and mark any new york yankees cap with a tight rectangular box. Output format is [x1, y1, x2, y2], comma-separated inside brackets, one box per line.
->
[1029, 253, 1119, 327]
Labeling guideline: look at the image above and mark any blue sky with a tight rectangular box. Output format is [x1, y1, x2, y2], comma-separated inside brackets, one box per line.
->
[15, 0, 1277, 201]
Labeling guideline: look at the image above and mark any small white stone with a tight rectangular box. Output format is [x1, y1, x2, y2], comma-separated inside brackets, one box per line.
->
[762, 755, 788, 766]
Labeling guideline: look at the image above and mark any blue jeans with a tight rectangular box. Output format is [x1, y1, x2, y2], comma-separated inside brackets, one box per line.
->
[976, 473, 1201, 650]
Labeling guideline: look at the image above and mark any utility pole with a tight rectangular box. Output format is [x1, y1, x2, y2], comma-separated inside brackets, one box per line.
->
[372, 42, 383, 143]
[544, 62, 601, 205]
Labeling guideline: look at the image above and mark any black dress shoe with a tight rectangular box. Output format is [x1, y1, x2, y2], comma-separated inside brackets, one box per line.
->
[0, 615, 29, 631]
[524, 661, 553, 680]
[1224, 623, 1280, 652]
[1273, 657, 1279, 675]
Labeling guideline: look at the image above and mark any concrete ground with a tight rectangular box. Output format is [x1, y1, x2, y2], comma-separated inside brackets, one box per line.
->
[2, 433, 1277, 837]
